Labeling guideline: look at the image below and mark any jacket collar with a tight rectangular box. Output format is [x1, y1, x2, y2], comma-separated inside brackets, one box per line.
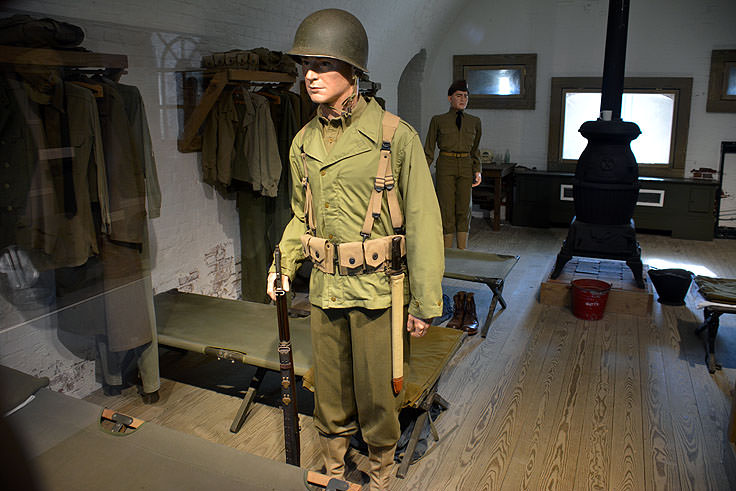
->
[302, 97, 384, 167]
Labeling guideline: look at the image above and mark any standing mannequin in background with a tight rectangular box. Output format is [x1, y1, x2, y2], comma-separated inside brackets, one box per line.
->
[424, 80, 482, 249]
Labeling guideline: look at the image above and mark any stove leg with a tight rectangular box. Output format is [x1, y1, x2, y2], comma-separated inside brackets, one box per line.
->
[551, 239, 573, 279]
[625, 257, 645, 289]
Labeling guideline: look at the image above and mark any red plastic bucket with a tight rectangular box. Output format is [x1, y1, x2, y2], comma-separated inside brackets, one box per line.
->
[571, 279, 611, 320]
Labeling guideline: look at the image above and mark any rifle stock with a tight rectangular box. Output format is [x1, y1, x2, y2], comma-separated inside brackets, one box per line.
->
[274, 246, 300, 466]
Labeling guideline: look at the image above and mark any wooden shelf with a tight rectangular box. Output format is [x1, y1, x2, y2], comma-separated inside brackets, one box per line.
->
[204, 68, 294, 84]
[0, 45, 127, 69]
[177, 68, 295, 153]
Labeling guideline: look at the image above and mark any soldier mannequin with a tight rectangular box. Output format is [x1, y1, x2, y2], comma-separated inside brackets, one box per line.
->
[424, 80, 482, 249]
[266, 9, 443, 490]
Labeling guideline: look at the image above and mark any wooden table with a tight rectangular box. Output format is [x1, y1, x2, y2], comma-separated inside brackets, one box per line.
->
[475, 163, 515, 230]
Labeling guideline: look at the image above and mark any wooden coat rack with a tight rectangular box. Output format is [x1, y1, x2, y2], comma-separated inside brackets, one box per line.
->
[0, 45, 128, 80]
[177, 68, 295, 153]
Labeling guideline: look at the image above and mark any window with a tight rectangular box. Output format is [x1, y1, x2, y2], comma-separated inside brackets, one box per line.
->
[707, 49, 736, 112]
[453, 54, 536, 109]
[548, 77, 692, 177]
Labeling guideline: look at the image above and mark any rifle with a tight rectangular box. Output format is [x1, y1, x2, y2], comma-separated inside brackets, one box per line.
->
[274, 246, 300, 466]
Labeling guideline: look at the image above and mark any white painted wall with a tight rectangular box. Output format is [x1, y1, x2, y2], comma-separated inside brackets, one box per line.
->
[421, 0, 736, 173]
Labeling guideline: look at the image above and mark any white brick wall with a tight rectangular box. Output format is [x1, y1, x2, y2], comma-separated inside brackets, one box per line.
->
[1, 0, 454, 298]
[0, 0, 454, 393]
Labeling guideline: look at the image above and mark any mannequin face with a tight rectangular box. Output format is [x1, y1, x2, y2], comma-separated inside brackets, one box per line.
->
[301, 56, 355, 110]
[448, 90, 469, 111]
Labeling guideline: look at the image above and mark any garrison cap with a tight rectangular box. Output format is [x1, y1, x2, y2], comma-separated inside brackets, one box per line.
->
[448, 79, 469, 96]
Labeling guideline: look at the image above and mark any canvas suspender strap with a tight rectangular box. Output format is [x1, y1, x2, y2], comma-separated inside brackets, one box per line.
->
[360, 111, 403, 238]
[300, 146, 316, 235]
[300, 111, 404, 240]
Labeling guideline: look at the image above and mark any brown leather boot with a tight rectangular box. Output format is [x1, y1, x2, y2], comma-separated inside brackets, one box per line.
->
[462, 292, 479, 335]
[456, 231, 468, 249]
[318, 434, 350, 480]
[368, 444, 396, 491]
[446, 291, 466, 330]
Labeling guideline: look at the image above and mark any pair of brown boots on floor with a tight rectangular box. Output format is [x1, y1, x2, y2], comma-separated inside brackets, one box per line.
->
[447, 291, 479, 336]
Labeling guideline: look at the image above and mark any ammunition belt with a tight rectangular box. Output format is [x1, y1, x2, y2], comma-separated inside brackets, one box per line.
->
[301, 234, 405, 276]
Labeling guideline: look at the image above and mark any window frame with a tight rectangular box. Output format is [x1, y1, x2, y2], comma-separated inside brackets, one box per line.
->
[707, 49, 736, 112]
[548, 76, 693, 178]
[453, 53, 537, 109]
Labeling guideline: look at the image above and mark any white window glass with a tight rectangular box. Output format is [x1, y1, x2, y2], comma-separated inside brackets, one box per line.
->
[467, 68, 522, 95]
[727, 66, 736, 96]
[562, 91, 675, 165]
[562, 92, 599, 160]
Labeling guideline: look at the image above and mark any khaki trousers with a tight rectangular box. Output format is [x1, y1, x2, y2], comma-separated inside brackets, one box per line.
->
[435, 156, 473, 234]
[310, 305, 409, 447]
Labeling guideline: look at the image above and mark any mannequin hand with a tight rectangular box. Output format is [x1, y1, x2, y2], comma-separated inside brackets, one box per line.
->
[266, 272, 290, 302]
[407, 314, 431, 338]
[472, 172, 482, 187]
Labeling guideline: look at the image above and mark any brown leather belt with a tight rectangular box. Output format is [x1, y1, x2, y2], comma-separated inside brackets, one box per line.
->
[439, 151, 470, 158]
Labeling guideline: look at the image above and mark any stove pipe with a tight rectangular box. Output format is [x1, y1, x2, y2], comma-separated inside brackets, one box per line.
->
[601, 0, 630, 120]
[573, 0, 641, 225]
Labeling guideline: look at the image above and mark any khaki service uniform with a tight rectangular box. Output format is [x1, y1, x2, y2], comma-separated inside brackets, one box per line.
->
[275, 96, 444, 446]
[424, 109, 481, 234]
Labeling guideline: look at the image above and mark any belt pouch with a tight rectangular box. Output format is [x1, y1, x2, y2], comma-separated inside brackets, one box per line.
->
[300, 235, 334, 274]
[337, 242, 365, 275]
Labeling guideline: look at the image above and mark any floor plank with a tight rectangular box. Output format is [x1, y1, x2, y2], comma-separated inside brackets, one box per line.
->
[82, 221, 736, 490]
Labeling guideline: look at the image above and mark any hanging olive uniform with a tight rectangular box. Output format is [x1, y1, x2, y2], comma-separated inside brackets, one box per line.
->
[273, 97, 443, 446]
[202, 85, 282, 303]
[424, 109, 481, 234]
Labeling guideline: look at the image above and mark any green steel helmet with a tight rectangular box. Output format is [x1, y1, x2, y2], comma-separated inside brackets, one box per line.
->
[288, 9, 369, 73]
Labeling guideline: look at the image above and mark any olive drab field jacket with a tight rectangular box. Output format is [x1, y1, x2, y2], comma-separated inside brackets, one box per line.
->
[275, 98, 444, 320]
[424, 109, 482, 174]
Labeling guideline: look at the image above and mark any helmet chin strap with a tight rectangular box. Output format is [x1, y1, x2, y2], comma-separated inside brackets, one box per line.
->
[322, 74, 359, 119]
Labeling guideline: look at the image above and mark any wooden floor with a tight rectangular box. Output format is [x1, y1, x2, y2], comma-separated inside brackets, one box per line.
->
[85, 220, 736, 490]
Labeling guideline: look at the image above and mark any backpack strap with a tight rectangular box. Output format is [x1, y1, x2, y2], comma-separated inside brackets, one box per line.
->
[360, 111, 404, 238]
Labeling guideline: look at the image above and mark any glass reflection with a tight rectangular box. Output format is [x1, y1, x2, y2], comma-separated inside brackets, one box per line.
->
[466, 68, 521, 96]
[0, 51, 160, 397]
[727, 66, 736, 96]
